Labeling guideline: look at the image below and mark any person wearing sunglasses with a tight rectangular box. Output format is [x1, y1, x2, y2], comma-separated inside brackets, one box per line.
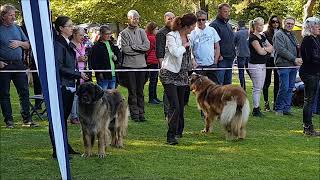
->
[190, 10, 220, 84]
[51, 15, 89, 159]
[262, 15, 282, 112]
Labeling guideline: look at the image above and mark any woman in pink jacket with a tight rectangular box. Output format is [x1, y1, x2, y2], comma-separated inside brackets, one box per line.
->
[69, 27, 87, 124]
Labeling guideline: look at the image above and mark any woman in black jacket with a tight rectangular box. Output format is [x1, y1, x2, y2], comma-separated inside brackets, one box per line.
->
[89, 25, 120, 90]
[299, 17, 320, 136]
[262, 15, 282, 111]
[50, 16, 88, 158]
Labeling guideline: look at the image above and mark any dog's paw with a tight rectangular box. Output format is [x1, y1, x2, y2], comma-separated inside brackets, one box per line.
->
[201, 128, 210, 133]
[98, 153, 106, 158]
[81, 153, 91, 158]
[115, 144, 124, 148]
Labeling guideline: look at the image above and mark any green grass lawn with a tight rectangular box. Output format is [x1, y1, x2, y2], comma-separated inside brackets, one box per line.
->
[0, 77, 319, 180]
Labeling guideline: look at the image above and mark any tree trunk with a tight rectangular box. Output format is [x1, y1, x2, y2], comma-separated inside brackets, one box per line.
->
[200, 0, 208, 12]
[303, 0, 316, 21]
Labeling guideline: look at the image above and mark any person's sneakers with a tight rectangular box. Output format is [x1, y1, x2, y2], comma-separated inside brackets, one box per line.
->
[264, 101, 271, 112]
[70, 118, 80, 124]
[22, 121, 39, 127]
[131, 117, 140, 122]
[252, 107, 263, 117]
[175, 134, 183, 139]
[303, 125, 320, 136]
[6, 121, 14, 129]
[68, 149, 81, 155]
[283, 111, 293, 116]
[139, 117, 147, 122]
[275, 111, 283, 116]
[148, 99, 160, 104]
[52, 153, 73, 159]
[167, 138, 178, 145]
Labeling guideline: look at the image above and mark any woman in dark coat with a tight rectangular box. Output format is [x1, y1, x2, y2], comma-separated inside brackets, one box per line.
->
[299, 17, 320, 136]
[89, 25, 120, 90]
[50, 16, 88, 158]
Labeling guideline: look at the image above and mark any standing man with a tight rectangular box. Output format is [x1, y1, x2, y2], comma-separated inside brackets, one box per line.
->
[0, 4, 37, 128]
[234, 20, 250, 91]
[273, 17, 303, 116]
[190, 10, 220, 83]
[209, 3, 235, 85]
[120, 10, 150, 122]
[156, 12, 175, 120]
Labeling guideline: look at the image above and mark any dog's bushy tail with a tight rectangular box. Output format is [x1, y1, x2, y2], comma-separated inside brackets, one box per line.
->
[234, 99, 250, 139]
[221, 98, 250, 139]
[241, 99, 250, 125]
[220, 98, 238, 126]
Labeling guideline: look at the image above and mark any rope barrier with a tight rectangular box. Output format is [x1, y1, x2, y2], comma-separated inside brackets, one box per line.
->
[0, 66, 300, 73]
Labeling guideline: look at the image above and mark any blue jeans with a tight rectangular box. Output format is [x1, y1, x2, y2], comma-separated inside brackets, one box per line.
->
[275, 68, 297, 113]
[313, 81, 320, 113]
[0, 60, 31, 124]
[216, 57, 234, 85]
[97, 77, 116, 90]
[237, 57, 249, 90]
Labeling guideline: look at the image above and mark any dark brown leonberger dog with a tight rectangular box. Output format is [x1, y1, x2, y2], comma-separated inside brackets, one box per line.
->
[77, 82, 128, 158]
[189, 74, 250, 140]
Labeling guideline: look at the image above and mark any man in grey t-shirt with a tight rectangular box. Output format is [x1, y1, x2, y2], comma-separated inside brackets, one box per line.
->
[0, 4, 37, 128]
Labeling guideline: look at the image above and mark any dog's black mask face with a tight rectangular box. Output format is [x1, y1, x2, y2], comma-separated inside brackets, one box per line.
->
[77, 82, 104, 104]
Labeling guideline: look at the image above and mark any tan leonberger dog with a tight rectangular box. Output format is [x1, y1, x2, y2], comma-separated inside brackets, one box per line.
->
[189, 74, 250, 140]
[77, 82, 128, 158]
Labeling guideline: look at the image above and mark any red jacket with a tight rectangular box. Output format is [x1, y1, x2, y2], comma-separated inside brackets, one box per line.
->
[146, 32, 159, 65]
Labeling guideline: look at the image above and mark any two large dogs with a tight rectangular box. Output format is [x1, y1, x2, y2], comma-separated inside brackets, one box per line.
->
[189, 74, 250, 140]
[76, 74, 248, 158]
[77, 82, 128, 158]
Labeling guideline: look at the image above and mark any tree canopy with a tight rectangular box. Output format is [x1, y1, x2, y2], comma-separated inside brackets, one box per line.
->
[1, 0, 319, 26]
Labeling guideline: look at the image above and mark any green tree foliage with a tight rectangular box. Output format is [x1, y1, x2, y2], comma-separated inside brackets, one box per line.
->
[1, 0, 319, 26]
[50, 0, 191, 27]
[232, 0, 320, 23]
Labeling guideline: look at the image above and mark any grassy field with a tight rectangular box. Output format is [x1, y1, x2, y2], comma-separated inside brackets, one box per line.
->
[0, 77, 319, 180]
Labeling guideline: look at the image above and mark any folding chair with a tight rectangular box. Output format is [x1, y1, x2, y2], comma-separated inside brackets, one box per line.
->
[29, 95, 47, 120]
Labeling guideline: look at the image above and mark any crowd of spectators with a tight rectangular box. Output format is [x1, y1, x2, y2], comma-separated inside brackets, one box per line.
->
[0, 2, 319, 153]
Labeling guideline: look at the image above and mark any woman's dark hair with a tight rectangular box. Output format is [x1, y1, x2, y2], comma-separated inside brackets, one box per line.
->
[145, 21, 157, 34]
[266, 15, 282, 33]
[171, 13, 197, 31]
[54, 15, 70, 34]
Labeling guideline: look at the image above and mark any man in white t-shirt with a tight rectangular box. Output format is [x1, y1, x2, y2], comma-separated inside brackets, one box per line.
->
[190, 10, 221, 83]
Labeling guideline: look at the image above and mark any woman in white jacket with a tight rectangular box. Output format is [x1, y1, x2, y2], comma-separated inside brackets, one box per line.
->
[159, 13, 197, 145]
